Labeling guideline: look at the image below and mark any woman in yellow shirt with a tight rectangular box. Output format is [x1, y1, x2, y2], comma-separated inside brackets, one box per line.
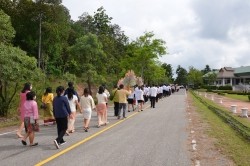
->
[42, 87, 55, 125]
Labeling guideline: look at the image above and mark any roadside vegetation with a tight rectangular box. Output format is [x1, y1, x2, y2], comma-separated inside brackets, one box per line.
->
[224, 93, 249, 102]
[190, 92, 250, 166]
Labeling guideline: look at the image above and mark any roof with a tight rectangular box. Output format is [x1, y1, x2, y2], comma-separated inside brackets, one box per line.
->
[224, 67, 234, 71]
[202, 66, 250, 78]
[234, 66, 250, 77]
[217, 67, 235, 78]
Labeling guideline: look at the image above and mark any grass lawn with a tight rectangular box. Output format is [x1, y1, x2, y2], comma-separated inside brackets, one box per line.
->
[191, 93, 250, 166]
[224, 93, 249, 102]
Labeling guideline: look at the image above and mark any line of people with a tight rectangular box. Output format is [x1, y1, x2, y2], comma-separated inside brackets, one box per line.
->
[16, 82, 179, 149]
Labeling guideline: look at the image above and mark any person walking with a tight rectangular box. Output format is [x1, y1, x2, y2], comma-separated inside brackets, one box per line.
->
[149, 85, 157, 108]
[65, 88, 81, 135]
[111, 85, 119, 116]
[127, 89, 135, 112]
[135, 86, 144, 112]
[21, 91, 39, 146]
[117, 84, 131, 119]
[80, 88, 95, 132]
[64, 82, 79, 101]
[53, 86, 72, 149]
[41, 87, 55, 126]
[96, 86, 108, 127]
[102, 84, 110, 124]
[16, 82, 32, 138]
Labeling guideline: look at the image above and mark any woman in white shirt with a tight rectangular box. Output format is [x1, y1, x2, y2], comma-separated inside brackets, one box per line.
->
[96, 86, 108, 127]
[80, 88, 95, 132]
[127, 90, 135, 112]
[135, 86, 144, 112]
[65, 88, 81, 135]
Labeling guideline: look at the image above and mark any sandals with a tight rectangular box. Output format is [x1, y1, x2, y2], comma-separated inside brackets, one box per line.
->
[30, 143, 38, 146]
[21, 140, 27, 146]
[84, 127, 88, 132]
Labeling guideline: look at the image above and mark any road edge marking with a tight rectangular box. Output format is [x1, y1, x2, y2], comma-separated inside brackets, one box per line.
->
[35, 106, 151, 166]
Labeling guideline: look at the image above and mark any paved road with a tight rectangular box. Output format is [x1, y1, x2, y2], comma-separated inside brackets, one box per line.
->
[0, 89, 190, 166]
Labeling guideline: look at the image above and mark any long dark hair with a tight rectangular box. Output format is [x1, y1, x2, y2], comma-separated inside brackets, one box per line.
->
[21, 82, 31, 93]
[98, 86, 104, 94]
[67, 88, 74, 100]
[44, 87, 52, 96]
[56, 86, 64, 97]
[83, 88, 89, 97]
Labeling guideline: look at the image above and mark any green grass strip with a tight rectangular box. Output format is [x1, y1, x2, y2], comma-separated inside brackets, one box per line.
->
[190, 92, 250, 166]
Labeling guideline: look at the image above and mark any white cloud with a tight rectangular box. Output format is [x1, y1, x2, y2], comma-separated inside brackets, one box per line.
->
[62, 0, 250, 72]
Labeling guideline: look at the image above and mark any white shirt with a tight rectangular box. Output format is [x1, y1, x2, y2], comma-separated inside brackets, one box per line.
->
[66, 94, 78, 112]
[80, 95, 95, 110]
[149, 87, 157, 97]
[128, 91, 135, 99]
[96, 93, 107, 104]
[135, 89, 144, 100]
[144, 87, 149, 95]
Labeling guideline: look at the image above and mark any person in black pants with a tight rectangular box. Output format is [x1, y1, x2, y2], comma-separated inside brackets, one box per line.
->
[53, 86, 72, 149]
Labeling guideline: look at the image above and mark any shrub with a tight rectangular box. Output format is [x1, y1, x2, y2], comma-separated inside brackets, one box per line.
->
[218, 85, 232, 90]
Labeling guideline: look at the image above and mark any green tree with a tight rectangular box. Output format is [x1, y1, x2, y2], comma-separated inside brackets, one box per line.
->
[175, 65, 188, 85]
[201, 64, 211, 74]
[0, 10, 43, 117]
[187, 66, 203, 88]
[0, 9, 15, 44]
[121, 32, 167, 82]
[204, 71, 217, 85]
[69, 33, 106, 94]
[161, 63, 174, 83]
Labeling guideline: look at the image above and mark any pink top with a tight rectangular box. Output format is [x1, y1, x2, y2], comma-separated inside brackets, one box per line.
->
[23, 100, 39, 119]
[19, 91, 29, 121]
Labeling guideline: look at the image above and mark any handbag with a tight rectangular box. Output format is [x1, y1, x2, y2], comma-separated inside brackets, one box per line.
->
[40, 102, 47, 109]
[33, 122, 40, 132]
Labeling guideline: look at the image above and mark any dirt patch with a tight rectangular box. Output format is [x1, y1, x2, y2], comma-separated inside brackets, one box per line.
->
[186, 94, 235, 166]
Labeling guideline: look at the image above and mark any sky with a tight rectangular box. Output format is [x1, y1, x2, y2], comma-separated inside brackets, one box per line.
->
[62, 0, 250, 72]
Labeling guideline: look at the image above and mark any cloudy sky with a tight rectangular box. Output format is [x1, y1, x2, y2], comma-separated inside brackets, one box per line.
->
[62, 0, 250, 72]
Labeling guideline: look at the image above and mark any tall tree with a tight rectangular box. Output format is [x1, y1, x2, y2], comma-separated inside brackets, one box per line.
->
[0, 10, 43, 116]
[0, 9, 15, 44]
[69, 33, 106, 94]
[201, 64, 211, 75]
[175, 65, 188, 85]
[122, 32, 166, 80]
[161, 63, 174, 83]
[187, 66, 203, 88]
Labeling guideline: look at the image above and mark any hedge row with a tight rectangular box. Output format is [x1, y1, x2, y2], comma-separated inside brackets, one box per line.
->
[191, 91, 250, 141]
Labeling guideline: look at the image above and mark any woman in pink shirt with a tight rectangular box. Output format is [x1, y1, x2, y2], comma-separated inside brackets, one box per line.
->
[16, 83, 32, 138]
[21, 91, 39, 146]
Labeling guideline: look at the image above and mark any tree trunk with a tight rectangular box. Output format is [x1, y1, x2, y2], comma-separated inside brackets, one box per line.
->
[87, 76, 92, 95]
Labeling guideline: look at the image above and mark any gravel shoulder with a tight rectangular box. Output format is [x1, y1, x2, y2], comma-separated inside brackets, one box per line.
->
[186, 93, 235, 166]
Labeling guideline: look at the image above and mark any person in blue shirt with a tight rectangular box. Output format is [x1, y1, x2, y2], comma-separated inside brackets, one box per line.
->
[53, 86, 72, 149]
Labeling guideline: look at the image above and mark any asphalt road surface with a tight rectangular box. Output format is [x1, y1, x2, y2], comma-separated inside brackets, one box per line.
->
[0, 89, 190, 166]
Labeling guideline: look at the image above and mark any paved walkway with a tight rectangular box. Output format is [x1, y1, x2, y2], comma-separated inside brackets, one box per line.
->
[196, 91, 250, 120]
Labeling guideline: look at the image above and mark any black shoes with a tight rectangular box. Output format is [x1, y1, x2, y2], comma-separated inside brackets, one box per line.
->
[21, 140, 27, 146]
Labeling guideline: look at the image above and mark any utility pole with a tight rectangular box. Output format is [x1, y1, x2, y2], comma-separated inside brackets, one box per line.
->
[38, 13, 42, 68]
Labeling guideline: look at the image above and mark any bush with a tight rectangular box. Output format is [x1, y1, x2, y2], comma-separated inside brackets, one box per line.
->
[218, 85, 232, 90]
[218, 92, 225, 96]
[248, 95, 250, 101]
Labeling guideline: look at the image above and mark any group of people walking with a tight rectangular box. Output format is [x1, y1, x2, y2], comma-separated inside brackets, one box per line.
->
[16, 81, 179, 149]
[111, 84, 177, 118]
